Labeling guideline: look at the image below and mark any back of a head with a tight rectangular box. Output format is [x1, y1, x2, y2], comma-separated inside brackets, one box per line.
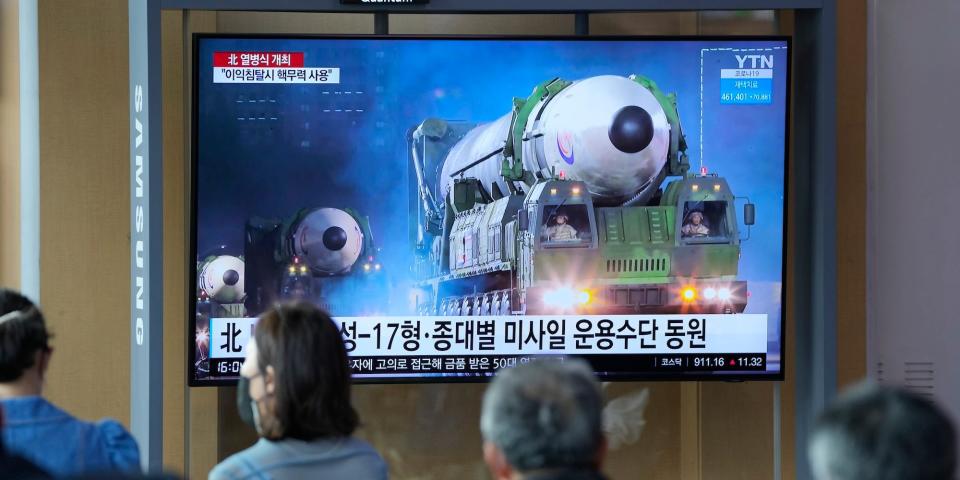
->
[810, 382, 956, 480]
[0, 290, 50, 382]
[254, 301, 358, 440]
[480, 359, 604, 472]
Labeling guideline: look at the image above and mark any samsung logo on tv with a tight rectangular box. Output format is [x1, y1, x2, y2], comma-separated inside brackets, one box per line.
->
[132, 83, 145, 347]
[341, 0, 428, 4]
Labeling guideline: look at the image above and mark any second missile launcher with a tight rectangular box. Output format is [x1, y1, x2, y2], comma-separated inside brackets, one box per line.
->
[244, 207, 386, 315]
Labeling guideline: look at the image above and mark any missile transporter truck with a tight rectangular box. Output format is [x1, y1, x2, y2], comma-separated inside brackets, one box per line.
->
[244, 207, 385, 315]
[409, 74, 755, 316]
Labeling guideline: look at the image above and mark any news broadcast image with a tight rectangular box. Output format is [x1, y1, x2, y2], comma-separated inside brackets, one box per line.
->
[192, 37, 788, 383]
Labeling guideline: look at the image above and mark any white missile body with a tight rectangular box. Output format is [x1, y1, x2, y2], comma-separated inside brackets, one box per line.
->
[199, 255, 245, 303]
[291, 207, 364, 275]
[438, 75, 672, 206]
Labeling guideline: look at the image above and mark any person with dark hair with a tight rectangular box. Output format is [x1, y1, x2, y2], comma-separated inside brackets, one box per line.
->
[480, 358, 607, 480]
[0, 289, 140, 476]
[209, 301, 387, 480]
[809, 382, 957, 480]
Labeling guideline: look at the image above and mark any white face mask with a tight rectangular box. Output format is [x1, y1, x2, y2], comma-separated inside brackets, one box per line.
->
[237, 373, 269, 435]
[251, 392, 264, 435]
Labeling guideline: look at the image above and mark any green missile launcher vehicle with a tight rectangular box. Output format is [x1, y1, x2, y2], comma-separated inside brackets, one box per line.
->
[409, 74, 755, 316]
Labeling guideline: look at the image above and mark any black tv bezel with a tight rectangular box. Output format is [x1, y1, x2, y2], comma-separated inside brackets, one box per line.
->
[188, 33, 791, 387]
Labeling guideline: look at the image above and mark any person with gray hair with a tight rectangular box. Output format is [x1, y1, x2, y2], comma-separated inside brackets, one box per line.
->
[809, 382, 956, 480]
[480, 359, 607, 480]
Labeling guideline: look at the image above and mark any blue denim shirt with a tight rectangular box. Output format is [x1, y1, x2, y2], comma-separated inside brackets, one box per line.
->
[1, 396, 140, 477]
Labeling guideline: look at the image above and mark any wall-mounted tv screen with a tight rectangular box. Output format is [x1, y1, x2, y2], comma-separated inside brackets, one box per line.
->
[190, 35, 789, 385]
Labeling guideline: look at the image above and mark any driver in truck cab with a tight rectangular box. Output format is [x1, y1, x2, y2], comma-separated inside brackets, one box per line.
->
[544, 212, 579, 242]
[681, 211, 710, 237]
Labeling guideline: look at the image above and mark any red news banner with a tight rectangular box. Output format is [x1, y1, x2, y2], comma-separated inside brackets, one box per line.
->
[212, 51, 340, 84]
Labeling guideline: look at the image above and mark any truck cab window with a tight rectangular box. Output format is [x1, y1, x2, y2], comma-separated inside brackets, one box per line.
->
[540, 204, 592, 247]
[681, 201, 730, 243]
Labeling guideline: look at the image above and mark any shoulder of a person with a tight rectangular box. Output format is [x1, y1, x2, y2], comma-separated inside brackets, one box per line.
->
[209, 440, 273, 480]
[342, 436, 380, 454]
[0, 396, 70, 424]
[342, 438, 388, 474]
[90, 418, 142, 470]
[208, 457, 243, 480]
[208, 450, 249, 480]
[208, 458, 242, 480]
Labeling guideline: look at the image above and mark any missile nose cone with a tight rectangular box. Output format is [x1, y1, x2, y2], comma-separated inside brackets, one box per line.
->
[609, 105, 654, 154]
[322, 226, 348, 251]
[222, 269, 240, 286]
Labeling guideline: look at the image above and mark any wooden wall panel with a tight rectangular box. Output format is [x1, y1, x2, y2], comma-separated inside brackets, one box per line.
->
[389, 14, 573, 34]
[162, 9, 187, 476]
[591, 12, 698, 34]
[1, 0, 20, 289]
[700, 382, 777, 480]
[836, 0, 867, 390]
[216, 11, 371, 34]
[37, 0, 131, 423]
[181, 11, 221, 480]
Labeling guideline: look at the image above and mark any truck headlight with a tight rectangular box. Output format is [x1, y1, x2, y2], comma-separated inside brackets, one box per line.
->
[544, 287, 591, 309]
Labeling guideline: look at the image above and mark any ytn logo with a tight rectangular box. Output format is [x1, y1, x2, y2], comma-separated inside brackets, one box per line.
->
[136, 317, 144, 345]
[736, 55, 773, 69]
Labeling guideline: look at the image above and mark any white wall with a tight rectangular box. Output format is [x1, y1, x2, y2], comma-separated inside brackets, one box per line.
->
[867, 0, 960, 412]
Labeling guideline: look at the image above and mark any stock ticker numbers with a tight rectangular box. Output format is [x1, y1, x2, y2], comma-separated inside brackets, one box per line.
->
[689, 354, 766, 370]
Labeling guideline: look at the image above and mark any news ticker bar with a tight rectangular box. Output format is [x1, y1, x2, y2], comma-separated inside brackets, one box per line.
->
[208, 314, 769, 359]
[209, 353, 767, 378]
